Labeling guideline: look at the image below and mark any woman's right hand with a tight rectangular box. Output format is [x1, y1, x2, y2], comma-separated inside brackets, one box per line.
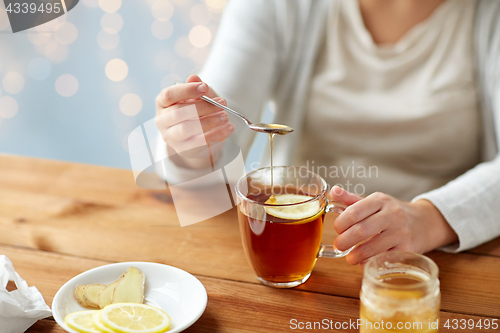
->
[155, 74, 235, 169]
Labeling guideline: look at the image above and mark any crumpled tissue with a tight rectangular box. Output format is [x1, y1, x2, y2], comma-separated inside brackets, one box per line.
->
[0, 255, 52, 333]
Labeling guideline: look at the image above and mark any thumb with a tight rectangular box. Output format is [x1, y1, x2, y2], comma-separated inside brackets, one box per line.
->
[186, 74, 202, 83]
[329, 186, 363, 206]
[186, 74, 218, 98]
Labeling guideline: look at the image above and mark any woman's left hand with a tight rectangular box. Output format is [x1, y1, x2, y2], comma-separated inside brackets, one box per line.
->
[330, 186, 458, 265]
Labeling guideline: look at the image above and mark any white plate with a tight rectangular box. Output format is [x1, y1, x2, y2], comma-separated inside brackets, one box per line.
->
[52, 262, 207, 333]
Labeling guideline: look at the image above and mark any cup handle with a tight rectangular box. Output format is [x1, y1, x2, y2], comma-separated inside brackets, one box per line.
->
[317, 201, 355, 258]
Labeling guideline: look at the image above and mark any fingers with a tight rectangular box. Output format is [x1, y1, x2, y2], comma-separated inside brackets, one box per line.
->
[186, 74, 202, 83]
[330, 186, 363, 205]
[334, 210, 389, 251]
[345, 230, 398, 265]
[156, 98, 227, 131]
[156, 81, 208, 109]
[175, 123, 235, 153]
[334, 192, 385, 234]
[164, 111, 229, 142]
[155, 77, 230, 168]
[202, 112, 229, 133]
[204, 123, 235, 143]
[186, 74, 218, 98]
[172, 97, 227, 118]
[332, 191, 419, 265]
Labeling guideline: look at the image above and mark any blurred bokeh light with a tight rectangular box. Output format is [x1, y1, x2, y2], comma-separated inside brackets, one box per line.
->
[42, 41, 69, 63]
[55, 22, 79, 45]
[120, 93, 143, 116]
[97, 30, 120, 50]
[55, 74, 79, 97]
[2, 72, 25, 94]
[105, 58, 128, 82]
[101, 13, 123, 34]
[189, 25, 211, 48]
[151, 20, 174, 40]
[27, 58, 52, 81]
[205, 0, 226, 12]
[0, 96, 18, 118]
[190, 4, 210, 25]
[151, 0, 174, 21]
[0, 0, 224, 168]
[99, 0, 122, 14]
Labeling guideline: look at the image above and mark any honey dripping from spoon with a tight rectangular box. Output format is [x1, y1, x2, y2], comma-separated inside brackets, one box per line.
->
[199, 96, 292, 203]
[268, 133, 277, 204]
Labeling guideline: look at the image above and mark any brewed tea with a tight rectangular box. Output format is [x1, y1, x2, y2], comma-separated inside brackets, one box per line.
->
[238, 189, 324, 284]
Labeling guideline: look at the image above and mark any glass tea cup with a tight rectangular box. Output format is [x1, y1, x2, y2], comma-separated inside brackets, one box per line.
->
[360, 251, 440, 333]
[235, 166, 354, 288]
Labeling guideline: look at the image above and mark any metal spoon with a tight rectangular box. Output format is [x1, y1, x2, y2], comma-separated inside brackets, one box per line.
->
[201, 95, 293, 135]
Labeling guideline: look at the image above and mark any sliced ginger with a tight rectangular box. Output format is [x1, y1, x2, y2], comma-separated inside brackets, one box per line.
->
[112, 267, 145, 304]
[83, 284, 106, 308]
[97, 280, 119, 309]
[73, 267, 145, 309]
[74, 285, 88, 308]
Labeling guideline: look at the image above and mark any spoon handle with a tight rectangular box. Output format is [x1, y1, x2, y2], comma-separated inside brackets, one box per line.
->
[201, 96, 252, 126]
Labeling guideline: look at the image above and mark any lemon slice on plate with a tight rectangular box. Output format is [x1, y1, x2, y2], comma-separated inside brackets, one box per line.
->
[92, 311, 114, 333]
[65, 310, 100, 333]
[100, 303, 171, 333]
[264, 194, 322, 221]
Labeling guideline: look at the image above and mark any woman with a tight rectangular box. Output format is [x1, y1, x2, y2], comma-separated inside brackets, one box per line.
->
[155, 0, 500, 265]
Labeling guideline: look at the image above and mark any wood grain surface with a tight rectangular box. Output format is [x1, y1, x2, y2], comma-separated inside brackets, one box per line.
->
[0, 155, 499, 332]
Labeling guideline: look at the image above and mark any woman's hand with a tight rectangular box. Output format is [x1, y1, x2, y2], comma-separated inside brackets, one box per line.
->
[330, 186, 458, 265]
[155, 74, 235, 169]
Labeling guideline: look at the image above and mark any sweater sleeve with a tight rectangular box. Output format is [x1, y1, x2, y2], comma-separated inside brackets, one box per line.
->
[157, 0, 279, 185]
[412, 0, 500, 253]
[412, 155, 500, 252]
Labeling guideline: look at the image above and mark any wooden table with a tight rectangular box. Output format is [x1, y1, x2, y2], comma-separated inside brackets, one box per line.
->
[0, 155, 499, 332]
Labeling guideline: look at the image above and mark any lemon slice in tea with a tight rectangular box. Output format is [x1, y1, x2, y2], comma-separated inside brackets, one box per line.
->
[265, 194, 321, 220]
